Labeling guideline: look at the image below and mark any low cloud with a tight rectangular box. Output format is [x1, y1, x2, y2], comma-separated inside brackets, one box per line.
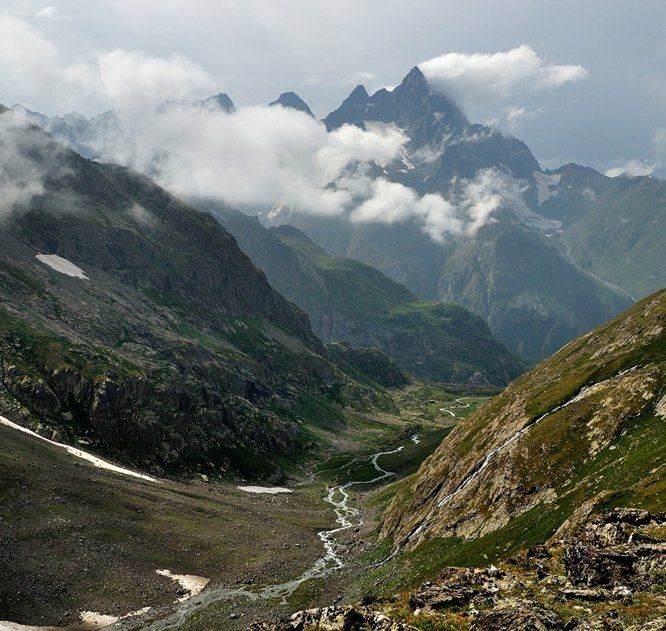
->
[349, 168, 514, 242]
[0, 110, 69, 218]
[419, 45, 588, 105]
[76, 102, 508, 241]
[605, 159, 656, 178]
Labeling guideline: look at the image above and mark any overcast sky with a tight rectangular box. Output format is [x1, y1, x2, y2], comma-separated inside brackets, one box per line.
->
[1, 0, 665, 176]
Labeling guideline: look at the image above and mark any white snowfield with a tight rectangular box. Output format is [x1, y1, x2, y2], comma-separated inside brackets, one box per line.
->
[35, 254, 89, 279]
[0, 415, 159, 483]
[237, 485, 292, 494]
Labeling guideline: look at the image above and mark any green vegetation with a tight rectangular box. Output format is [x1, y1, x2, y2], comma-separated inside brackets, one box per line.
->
[214, 209, 525, 385]
[380, 289, 666, 589]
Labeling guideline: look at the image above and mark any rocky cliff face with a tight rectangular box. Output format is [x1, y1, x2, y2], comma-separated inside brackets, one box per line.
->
[0, 110, 377, 478]
[382, 289, 665, 550]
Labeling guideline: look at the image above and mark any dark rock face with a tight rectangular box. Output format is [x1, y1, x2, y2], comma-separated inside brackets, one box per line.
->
[562, 509, 666, 591]
[326, 343, 408, 388]
[0, 112, 375, 478]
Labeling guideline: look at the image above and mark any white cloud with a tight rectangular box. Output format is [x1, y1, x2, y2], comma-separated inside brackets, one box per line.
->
[34, 6, 60, 19]
[315, 122, 407, 182]
[74, 100, 506, 241]
[0, 110, 69, 218]
[605, 159, 656, 178]
[419, 45, 588, 105]
[0, 13, 213, 113]
[349, 168, 511, 242]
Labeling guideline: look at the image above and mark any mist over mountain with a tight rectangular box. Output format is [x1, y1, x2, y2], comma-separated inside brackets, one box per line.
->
[16, 60, 661, 360]
[1, 16, 665, 629]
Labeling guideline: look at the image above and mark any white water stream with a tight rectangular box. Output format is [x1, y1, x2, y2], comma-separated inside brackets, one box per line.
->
[138, 442, 410, 630]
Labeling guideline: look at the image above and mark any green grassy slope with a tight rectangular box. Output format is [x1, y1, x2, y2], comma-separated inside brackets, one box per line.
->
[214, 208, 524, 385]
[379, 290, 665, 584]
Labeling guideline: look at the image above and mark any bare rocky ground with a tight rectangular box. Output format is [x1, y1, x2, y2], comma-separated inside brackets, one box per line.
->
[252, 508, 666, 630]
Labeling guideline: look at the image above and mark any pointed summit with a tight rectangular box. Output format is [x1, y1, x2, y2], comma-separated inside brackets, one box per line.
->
[269, 92, 314, 117]
[348, 84, 370, 102]
[401, 65, 428, 91]
[323, 84, 370, 131]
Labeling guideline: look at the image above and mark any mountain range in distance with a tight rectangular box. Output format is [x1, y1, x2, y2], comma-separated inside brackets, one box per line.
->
[15, 64, 663, 362]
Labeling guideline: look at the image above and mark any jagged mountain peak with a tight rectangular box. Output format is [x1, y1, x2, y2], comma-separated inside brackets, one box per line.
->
[348, 84, 370, 101]
[196, 92, 235, 112]
[324, 65, 468, 142]
[397, 65, 428, 91]
[269, 92, 314, 117]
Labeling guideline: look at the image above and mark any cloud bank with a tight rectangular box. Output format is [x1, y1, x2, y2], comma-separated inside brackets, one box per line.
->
[419, 45, 588, 105]
[76, 100, 509, 242]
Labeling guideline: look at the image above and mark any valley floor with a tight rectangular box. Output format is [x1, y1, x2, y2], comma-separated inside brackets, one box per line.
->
[0, 385, 489, 631]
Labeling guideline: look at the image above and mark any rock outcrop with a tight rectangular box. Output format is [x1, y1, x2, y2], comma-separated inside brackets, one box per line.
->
[252, 508, 666, 630]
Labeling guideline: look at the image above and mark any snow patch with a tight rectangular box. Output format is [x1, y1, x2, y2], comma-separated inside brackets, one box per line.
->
[0, 415, 159, 483]
[237, 485, 292, 494]
[35, 254, 88, 279]
[155, 569, 209, 602]
[0, 611, 118, 630]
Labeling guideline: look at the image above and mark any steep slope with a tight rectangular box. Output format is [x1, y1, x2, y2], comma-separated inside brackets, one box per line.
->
[214, 207, 524, 385]
[538, 165, 666, 299]
[0, 109, 377, 479]
[269, 67, 633, 359]
[437, 223, 631, 359]
[383, 290, 665, 556]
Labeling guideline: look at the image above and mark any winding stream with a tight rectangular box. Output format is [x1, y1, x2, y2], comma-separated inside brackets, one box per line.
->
[139, 442, 409, 630]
